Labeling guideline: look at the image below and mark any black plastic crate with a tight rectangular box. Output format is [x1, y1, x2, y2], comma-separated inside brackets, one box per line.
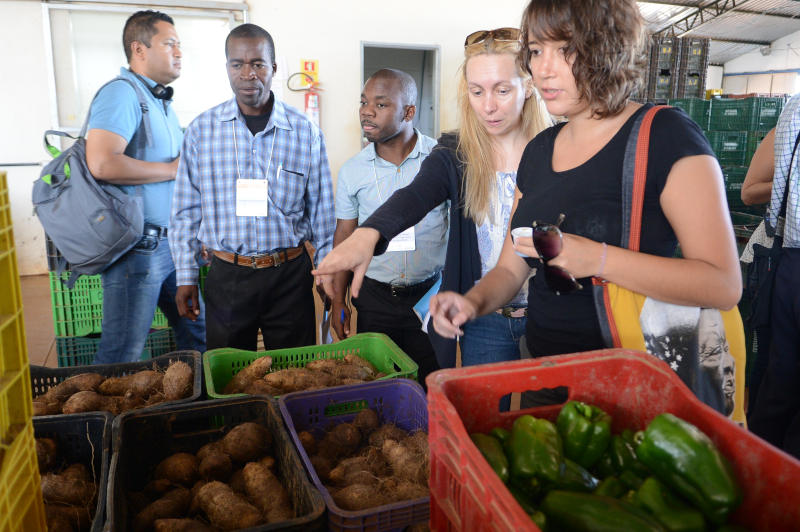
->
[34, 412, 113, 532]
[679, 38, 710, 73]
[675, 70, 706, 99]
[30, 350, 202, 416]
[107, 397, 325, 531]
[651, 36, 680, 72]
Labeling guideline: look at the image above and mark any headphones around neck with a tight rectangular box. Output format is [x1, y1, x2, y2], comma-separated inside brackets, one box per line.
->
[130, 71, 174, 100]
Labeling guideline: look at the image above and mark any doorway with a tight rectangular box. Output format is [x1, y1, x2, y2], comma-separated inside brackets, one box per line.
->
[361, 43, 440, 141]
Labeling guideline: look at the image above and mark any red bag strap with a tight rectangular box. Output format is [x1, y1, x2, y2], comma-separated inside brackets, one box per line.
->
[629, 105, 668, 251]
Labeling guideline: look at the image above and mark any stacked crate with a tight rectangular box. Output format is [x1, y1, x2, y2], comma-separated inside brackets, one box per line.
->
[643, 37, 710, 101]
[676, 38, 710, 99]
[646, 36, 680, 100]
[0, 171, 48, 531]
[45, 235, 184, 366]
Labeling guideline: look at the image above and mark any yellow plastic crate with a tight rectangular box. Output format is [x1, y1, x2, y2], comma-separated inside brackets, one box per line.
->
[0, 420, 47, 532]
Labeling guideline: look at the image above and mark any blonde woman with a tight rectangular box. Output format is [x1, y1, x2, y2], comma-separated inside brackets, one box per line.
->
[314, 28, 551, 370]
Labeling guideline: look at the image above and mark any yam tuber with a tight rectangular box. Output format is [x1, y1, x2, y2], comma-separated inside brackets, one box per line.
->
[162, 361, 194, 401]
[264, 367, 330, 392]
[40, 472, 96, 506]
[154, 453, 199, 487]
[153, 518, 214, 532]
[343, 353, 378, 376]
[368, 423, 408, 448]
[222, 355, 273, 394]
[61, 391, 112, 414]
[39, 373, 104, 404]
[222, 422, 271, 463]
[133, 488, 191, 532]
[198, 450, 232, 482]
[99, 370, 163, 397]
[309, 455, 333, 481]
[382, 439, 427, 485]
[297, 430, 317, 456]
[332, 483, 389, 511]
[242, 461, 293, 522]
[45, 504, 92, 532]
[318, 422, 361, 460]
[353, 409, 380, 436]
[195, 481, 263, 530]
[242, 379, 282, 396]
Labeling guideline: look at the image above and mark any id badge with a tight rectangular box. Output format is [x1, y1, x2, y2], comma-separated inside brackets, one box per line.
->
[236, 179, 269, 217]
[386, 226, 415, 252]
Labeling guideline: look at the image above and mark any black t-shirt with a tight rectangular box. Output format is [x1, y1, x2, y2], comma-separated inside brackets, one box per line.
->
[511, 104, 715, 356]
[242, 94, 275, 135]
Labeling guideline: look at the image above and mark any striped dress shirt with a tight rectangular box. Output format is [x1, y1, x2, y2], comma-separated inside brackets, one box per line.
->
[170, 96, 334, 285]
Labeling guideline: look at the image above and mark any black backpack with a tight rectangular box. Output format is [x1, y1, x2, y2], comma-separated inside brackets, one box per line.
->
[33, 76, 154, 288]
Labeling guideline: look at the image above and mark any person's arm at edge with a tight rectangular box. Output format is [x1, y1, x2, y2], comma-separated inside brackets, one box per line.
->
[741, 128, 775, 205]
[169, 125, 203, 319]
[331, 218, 357, 339]
[307, 131, 335, 265]
[86, 128, 178, 185]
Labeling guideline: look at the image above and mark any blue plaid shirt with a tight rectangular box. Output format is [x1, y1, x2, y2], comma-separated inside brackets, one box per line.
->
[170, 96, 335, 285]
[767, 94, 800, 248]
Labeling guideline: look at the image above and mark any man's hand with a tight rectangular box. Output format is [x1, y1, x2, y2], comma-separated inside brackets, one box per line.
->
[331, 300, 352, 340]
[176, 284, 201, 321]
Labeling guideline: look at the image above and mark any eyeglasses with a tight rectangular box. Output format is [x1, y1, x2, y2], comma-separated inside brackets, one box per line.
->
[464, 27, 521, 48]
[532, 213, 582, 295]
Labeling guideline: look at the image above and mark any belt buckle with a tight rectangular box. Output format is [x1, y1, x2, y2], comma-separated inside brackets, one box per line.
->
[270, 251, 282, 267]
[249, 256, 259, 269]
[501, 307, 512, 318]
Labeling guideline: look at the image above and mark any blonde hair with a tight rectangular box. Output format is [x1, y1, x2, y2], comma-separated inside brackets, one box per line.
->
[457, 38, 551, 224]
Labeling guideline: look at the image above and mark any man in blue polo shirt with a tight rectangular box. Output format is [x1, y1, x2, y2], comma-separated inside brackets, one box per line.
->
[332, 69, 447, 385]
[86, 10, 205, 364]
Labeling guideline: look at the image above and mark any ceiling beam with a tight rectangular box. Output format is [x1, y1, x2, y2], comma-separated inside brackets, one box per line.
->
[641, 0, 800, 19]
[652, 0, 756, 36]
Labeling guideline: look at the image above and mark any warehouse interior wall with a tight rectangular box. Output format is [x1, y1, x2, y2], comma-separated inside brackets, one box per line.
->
[722, 29, 800, 95]
[0, 0, 529, 276]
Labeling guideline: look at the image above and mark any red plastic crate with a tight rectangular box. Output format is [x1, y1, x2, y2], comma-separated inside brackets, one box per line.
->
[426, 349, 800, 532]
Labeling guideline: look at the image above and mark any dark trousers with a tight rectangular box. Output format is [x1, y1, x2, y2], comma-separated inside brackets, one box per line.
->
[749, 248, 800, 458]
[205, 251, 315, 351]
[353, 276, 441, 389]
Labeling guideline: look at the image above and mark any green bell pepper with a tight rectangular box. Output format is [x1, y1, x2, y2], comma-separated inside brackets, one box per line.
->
[508, 483, 538, 515]
[471, 432, 510, 483]
[610, 434, 650, 477]
[594, 476, 627, 498]
[635, 476, 707, 532]
[531, 510, 547, 531]
[636, 413, 741, 525]
[619, 469, 645, 490]
[548, 458, 599, 493]
[556, 401, 613, 469]
[490, 427, 510, 444]
[507, 415, 563, 483]
[541, 490, 666, 531]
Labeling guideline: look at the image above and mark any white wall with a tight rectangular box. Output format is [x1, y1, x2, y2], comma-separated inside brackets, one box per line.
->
[722, 29, 800, 95]
[0, 0, 528, 275]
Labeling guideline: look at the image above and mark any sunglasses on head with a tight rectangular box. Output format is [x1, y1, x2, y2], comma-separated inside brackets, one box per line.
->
[532, 213, 582, 295]
[464, 27, 521, 48]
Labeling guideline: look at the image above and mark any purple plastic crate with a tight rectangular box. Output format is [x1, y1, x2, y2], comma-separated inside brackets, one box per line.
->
[279, 379, 429, 531]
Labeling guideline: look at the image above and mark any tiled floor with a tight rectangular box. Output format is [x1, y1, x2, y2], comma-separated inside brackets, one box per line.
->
[21, 274, 57, 367]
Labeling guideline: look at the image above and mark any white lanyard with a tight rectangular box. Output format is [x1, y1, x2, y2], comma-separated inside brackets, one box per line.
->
[233, 119, 277, 217]
[372, 156, 415, 252]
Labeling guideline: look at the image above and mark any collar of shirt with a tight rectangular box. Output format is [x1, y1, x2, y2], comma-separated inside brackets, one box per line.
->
[215, 93, 292, 135]
[118, 67, 173, 109]
[361, 128, 432, 166]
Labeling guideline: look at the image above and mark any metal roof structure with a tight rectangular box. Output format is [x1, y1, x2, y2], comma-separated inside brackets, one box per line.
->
[638, 0, 800, 65]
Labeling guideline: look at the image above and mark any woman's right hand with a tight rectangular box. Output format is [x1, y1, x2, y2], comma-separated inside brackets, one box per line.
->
[512, 234, 539, 259]
[429, 291, 478, 339]
[312, 227, 380, 300]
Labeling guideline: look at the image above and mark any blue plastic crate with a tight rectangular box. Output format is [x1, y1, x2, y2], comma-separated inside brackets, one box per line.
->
[279, 379, 429, 531]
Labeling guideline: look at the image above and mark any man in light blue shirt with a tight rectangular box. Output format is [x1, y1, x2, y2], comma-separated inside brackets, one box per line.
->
[86, 10, 205, 364]
[332, 69, 447, 384]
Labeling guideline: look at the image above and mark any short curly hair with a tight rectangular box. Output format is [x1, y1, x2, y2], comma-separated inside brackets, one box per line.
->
[520, 0, 648, 118]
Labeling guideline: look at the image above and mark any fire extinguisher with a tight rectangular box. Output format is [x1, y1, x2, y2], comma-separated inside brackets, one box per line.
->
[288, 72, 321, 127]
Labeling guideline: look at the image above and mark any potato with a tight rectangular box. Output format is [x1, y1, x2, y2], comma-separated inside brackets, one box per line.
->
[45, 504, 92, 532]
[154, 453, 199, 486]
[297, 430, 317, 456]
[368, 423, 408, 448]
[343, 353, 378, 376]
[332, 483, 388, 511]
[41, 472, 96, 506]
[243, 461, 293, 522]
[163, 361, 194, 401]
[61, 391, 109, 414]
[153, 518, 214, 532]
[353, 409, 380, 436]
[222, 355, 273, 394]
[99, 370, 163, 397]
[195, 481, 263, 530]
[133, 488, 191, 532]
[222, 422, 271, 463]
[382, 439, 427, 485]
[36, 437, 58, 473]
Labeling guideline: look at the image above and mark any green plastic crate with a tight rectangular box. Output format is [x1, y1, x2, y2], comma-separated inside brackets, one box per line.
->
[203, 332, 419, 398]
[49, 272, 169, 336]
[745, 130, 771, 166]
[708, 131, 748, 166]
[709, 97, 783, 131]
[55, 328, 176, 367]
[669, 97, 709, 129]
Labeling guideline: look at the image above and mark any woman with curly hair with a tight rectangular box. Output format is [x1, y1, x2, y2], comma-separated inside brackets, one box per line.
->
[314, 28, 551, 370]
[429, 0, 741, 401]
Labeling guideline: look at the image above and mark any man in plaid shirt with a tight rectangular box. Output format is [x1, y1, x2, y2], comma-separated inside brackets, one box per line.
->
[170, 23, 334, 351]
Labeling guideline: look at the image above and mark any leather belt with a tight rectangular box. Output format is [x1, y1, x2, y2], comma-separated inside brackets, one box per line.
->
[363, 272, 440, 298]
[143, 223, 168, 238]
[496, 306, 527, 318]
[213, 245, 304, 269]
